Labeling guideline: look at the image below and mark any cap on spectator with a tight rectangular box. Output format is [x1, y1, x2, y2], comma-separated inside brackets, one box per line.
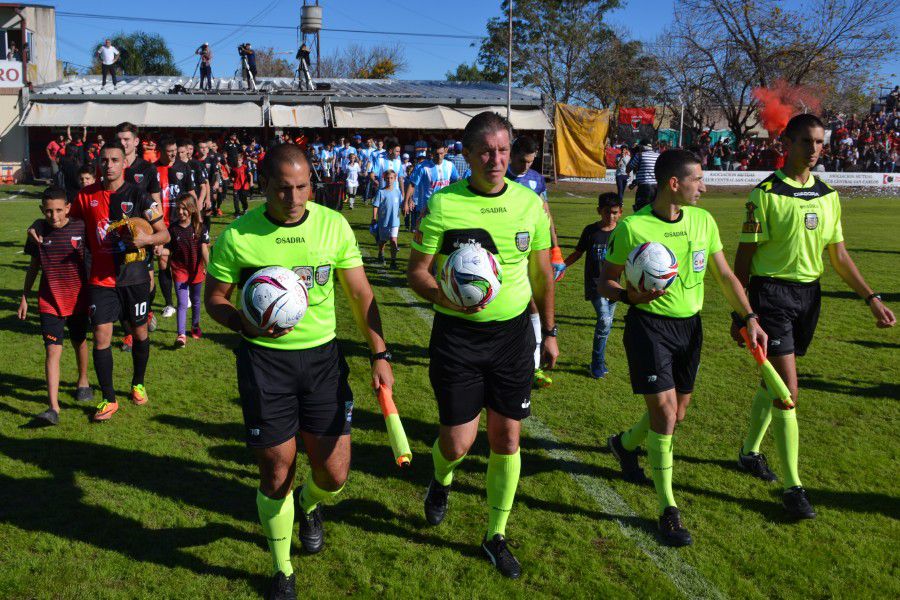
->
[454, 141, 463, 152]
[353, 134, 362, 140]
[402, 152, 410, 159]
[414, 140, 428, 149]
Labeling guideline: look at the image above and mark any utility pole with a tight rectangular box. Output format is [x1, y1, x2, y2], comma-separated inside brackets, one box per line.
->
[507, 1, 512, 121]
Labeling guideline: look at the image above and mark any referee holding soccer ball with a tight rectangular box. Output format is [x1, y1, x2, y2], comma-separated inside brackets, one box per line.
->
[600, 149, 764, 547]
[407, 111, 558, 579]
[205, 144, 393, 600]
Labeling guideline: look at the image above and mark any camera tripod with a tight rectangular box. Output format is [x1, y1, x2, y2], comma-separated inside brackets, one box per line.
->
[240, 52, 258, 92]
[297, 58, 314, 91]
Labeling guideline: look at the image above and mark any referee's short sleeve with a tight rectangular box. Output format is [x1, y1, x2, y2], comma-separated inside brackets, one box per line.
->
[606, 221, 632, 266]
[739, 188, 769, 243]
[335, 215, 363, 270]
[828, 195, 844, 246]
[206, 227, 240, 283]
[708, 212, 724, 254]
[411, 195, 442, 254]
[531, 194, 552, 251]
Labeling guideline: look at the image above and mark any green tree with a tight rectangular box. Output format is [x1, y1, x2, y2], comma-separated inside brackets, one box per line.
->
[476, 0, 622, 105]
[445, 62, 503, 83]
[318, 44, 407, 79]
[91, 31, 180, 76]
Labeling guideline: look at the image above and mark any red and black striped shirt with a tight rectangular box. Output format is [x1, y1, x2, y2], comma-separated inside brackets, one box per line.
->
[24, 219, 88, 317]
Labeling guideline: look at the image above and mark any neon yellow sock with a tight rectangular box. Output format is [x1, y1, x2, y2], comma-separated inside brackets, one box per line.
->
[486, 449, 521, 538]
[742, 386, 773, 455]
[621, 412, 650, 451]
[647, 432, 676, 515]
[256, 489, 294, 576]
[298, 478, 344, 515]
[772, 407, 802, 489]
[432, 438, 466, 486]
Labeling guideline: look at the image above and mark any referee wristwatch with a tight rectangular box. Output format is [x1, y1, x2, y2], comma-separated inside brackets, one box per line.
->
[370, 350, 393, 365]
[865, 293, 882, 305]
[542, 325, 558, 338]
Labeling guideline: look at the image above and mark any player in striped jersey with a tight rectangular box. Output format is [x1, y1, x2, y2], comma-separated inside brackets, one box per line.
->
[18, 187, 92, 425]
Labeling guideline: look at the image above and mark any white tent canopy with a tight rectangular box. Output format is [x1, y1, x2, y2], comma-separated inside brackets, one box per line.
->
[332, 104, 551, 130]
[269, 104, 327, 128]
[21, 101, 264, 127]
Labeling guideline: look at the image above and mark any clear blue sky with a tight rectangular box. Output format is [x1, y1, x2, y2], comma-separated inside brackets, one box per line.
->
[50, 0, 897, 89]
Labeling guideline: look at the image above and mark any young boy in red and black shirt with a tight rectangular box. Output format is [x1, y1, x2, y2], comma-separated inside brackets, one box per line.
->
[70, 141, 170, 422]
[18, 187, 92, 425]
[230, 153, 253, 216]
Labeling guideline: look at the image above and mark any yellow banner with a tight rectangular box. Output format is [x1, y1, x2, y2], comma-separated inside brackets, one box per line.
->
[554, 103, 609, 178]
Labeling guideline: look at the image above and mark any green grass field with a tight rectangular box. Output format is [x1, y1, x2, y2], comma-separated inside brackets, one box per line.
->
[0, 186, 897, 599]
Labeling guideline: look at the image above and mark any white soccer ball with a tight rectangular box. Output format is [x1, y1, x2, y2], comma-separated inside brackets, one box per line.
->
[242, 266, 309, 330]
[440, 243, 503, 308]
[625, 242, 679, 292]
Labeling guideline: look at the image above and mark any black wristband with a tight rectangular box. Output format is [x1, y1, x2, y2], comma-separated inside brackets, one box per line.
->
[865, 293, 881, 305]
[226, 311, 243, 333]
[541, 325, 558, 338]
[732, 311, 758, 325]
[618, 288, 633, 305]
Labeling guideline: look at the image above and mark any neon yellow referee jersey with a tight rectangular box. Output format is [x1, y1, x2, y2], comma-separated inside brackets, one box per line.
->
[207, 201, 363, 350]
[739, 170, 843, 283]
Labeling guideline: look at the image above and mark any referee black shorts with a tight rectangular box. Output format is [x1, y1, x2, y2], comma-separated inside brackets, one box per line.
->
[429, 310, 534, 426]
[236, 338, 353, 448]
[749, 276, 821, 357]
[623, 308, 702, 395]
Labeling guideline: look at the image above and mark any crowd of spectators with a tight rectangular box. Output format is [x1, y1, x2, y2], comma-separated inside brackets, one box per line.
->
[819, 104, 900, 173]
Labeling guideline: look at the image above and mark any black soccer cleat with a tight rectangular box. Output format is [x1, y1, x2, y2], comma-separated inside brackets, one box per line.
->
[608, 433, 651, 485]
[75, 386, 94, 402]
[34, 409, 59, 426]
[658, 506, 693, 547]
[737, 450, 778, 482]
[424, 479, 451, 525]
[265, 571, 296, 600]
[783, 486, 817, 520]
[297, 505, 324, 554]
[481, 534, 522, 579]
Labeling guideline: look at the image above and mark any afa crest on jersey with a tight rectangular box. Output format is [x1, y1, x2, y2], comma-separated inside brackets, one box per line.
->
[315, 265, 331, 286]
[515, 231, 530, 252]
[804, 213, 819, 230]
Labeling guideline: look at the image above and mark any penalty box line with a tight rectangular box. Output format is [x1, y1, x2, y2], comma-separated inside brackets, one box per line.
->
[360, 246, 726, 599]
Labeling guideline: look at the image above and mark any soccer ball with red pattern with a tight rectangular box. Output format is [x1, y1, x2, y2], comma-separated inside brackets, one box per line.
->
[440, 243, 503, 308]
[625, 242, 678, 291]
[242, 266, 309, 330]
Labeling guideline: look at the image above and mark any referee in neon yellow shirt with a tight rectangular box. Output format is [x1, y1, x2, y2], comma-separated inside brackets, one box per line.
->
[408, 112, 558, 578]
[600, 149, 765, 546]
[733, 113, 895, 519]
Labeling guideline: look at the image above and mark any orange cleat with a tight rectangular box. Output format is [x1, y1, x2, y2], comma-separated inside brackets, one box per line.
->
[131, 384, 149, 405]
[93, 400, 119, 422]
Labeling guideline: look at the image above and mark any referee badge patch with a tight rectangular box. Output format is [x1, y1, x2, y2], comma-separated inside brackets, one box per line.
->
[804, 213, 819, 230]
[293, 266, 313, 289]
[515, 231, 530, 252]
[315, 265, 331, 286]
[692, 249, 706, 272]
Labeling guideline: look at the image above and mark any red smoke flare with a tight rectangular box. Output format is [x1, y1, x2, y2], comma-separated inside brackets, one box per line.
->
[752, 80, 822, 137]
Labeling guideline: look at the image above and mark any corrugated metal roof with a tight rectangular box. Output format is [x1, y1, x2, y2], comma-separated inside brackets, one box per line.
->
[31, 76, 543, 106]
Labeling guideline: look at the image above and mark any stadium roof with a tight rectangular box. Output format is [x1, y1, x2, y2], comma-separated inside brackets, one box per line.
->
[24, 75, 552, 130]
[30, 76, 545, 107]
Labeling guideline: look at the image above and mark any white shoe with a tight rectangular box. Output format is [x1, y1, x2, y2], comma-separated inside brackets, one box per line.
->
[187, 298, 192, 308]
[161, 305, 176, 318]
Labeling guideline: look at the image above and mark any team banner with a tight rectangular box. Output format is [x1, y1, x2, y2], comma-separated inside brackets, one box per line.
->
[616, 107, 656, 146]
[553, 103, 609, 178]
[561, 171, 900, 188]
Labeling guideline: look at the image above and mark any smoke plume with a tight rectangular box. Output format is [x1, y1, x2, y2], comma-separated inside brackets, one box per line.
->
[752, 80, 822, 137]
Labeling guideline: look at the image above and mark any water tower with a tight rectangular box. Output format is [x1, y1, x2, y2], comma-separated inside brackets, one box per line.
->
[301, 1, 322, 77]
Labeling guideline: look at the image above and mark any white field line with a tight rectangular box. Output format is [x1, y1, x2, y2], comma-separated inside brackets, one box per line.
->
[360, 245, 726, 599]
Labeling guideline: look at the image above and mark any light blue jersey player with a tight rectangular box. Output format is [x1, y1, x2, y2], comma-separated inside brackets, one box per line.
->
[405, 141, 459, 231]
[370, 137, 405, 192]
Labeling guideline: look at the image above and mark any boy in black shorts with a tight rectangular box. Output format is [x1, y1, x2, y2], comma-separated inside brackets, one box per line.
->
[18, 187, 92, 425]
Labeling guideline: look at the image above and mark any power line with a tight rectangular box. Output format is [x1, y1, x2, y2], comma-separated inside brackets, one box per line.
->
[56, 11, 484, 41]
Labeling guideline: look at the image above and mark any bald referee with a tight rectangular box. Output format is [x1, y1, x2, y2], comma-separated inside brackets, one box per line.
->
[733, 113, 895, 519]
